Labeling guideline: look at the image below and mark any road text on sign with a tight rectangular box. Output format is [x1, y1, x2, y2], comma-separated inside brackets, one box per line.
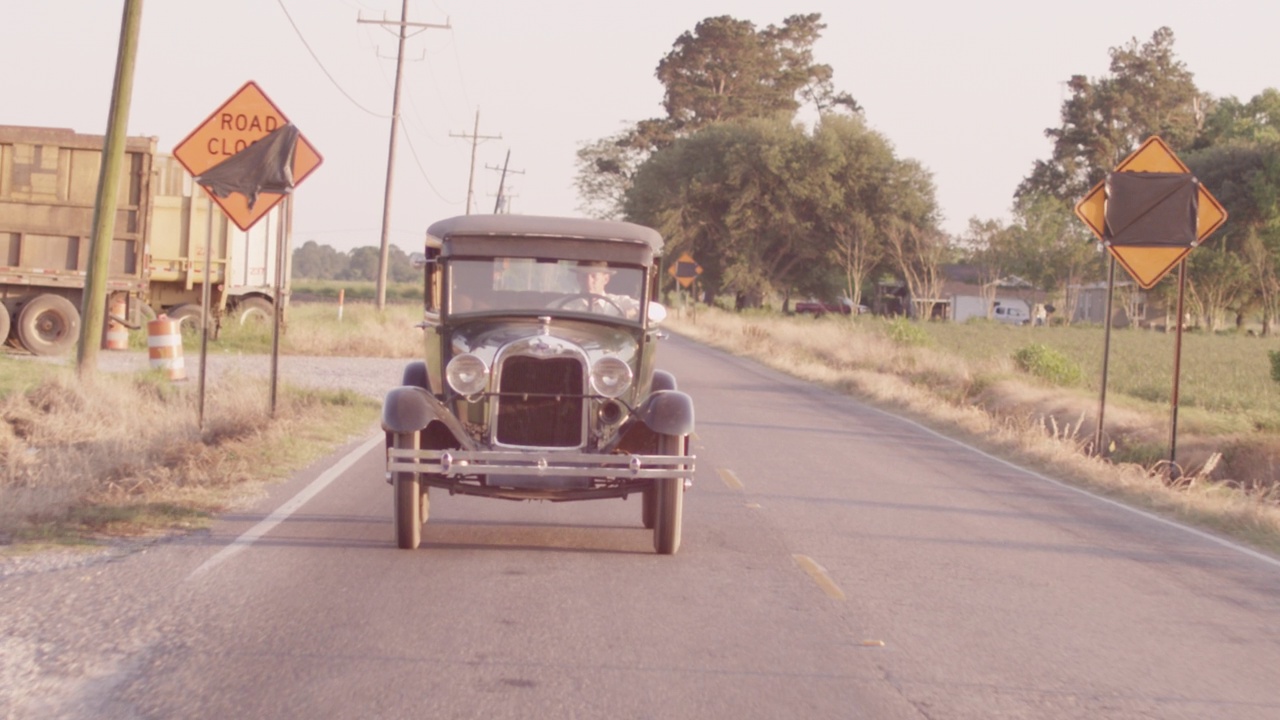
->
[172, 81, 323, 231]
[1074, 136, 1226, 289]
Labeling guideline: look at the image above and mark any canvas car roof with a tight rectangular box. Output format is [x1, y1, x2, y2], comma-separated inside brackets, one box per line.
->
[427, 215, 664, 266]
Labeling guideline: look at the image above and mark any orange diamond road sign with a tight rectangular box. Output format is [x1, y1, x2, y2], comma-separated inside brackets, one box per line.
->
[668, 253, 703, 288]
[173, 81, 322, 231]
[1074, 136, 1226, 289]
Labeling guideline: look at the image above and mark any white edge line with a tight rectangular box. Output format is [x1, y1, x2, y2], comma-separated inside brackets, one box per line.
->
[186, 433, 384, 581]
[864, 404, 1280, 571]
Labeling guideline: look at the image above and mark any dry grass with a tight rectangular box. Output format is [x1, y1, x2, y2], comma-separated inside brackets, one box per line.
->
[665, 307, 1280, 556]
[0, 364, 377, 547]
[194, 300, 425, 358]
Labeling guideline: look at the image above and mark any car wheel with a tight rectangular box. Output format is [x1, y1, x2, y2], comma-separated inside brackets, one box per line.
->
[17, 294, 80, 356]
[653, 432, 685, 555]
[392, 431, 423, 549]
[641, 488, 657, 529]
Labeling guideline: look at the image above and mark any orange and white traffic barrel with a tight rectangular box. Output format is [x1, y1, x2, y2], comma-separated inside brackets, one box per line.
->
[104, 295, 129, 350]
[147, 314, 185, 380]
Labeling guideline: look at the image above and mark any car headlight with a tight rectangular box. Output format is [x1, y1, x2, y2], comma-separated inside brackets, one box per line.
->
[590, 356, 633, 398]
[446, 353, 489, 396]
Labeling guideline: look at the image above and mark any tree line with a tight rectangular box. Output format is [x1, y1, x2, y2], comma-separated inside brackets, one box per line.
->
[574, 17, 1280, 332]
[291, 241, 419, 283]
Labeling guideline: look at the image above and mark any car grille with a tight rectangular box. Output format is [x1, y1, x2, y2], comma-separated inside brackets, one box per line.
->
[495, 356, 584, 447]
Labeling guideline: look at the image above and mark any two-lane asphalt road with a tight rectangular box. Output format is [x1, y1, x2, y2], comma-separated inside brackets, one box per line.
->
[4, 335, 1280, 719]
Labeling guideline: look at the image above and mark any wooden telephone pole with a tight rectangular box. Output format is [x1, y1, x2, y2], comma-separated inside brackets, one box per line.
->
[450, 109, 501, 215]
[358, 2, 449, 310]
[486, 150, 524, 214]
[78, 0, 144, 376]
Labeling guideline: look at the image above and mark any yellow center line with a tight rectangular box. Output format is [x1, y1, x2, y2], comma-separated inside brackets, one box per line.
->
[792, 554, 846, 601]
[717, 467, 744, 491]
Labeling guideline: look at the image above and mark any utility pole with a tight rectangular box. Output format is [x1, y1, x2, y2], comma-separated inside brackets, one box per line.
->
[358, 2, 449, 310]
[450, 109, 501, 215]
[486, 150, 525, 214]
[78, 0, 144, 377]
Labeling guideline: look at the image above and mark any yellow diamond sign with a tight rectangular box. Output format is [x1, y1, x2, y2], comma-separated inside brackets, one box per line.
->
[1074, 136, 1226, 289]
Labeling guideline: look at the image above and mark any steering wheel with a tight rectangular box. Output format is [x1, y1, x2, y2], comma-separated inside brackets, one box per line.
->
[548, 293, 626, 316]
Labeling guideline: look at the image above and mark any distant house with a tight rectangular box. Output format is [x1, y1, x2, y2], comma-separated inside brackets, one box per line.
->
[876, 265, 1046, 322]
[938, 265, 1044, 323]
[1071, 280, 1165, 327]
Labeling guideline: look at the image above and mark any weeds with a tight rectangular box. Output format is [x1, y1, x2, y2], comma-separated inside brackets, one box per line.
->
[0, 361, 377, 545]
[1013, 343, 1083, 386]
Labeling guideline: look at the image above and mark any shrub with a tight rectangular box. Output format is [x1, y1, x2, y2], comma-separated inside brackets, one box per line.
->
[885, 317, 931, 347]
[1014, 343, 1083, 386]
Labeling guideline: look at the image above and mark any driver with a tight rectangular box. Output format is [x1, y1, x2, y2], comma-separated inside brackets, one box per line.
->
[566, 261, 639, 318]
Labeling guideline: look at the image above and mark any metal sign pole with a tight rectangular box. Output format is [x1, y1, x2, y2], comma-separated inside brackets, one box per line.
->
[1094, 256, 1116, 456]
[269, 196, 288, 418]
[198, 194, 214, 429]
[1168, 259, 1188, 477]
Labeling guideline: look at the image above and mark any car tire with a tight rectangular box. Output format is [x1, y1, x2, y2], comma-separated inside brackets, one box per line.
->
[641, 488, 657, 529]
[653, 432, 685, 555]
[392, 431, 423, 549]
[16, 294, 80, 356]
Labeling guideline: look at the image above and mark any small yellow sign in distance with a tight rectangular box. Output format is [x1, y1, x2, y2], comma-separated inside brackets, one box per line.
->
[1073, 136, 1227, 289]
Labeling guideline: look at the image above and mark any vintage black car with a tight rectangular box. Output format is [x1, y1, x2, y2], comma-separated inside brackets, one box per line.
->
[381, 215, 696, 554]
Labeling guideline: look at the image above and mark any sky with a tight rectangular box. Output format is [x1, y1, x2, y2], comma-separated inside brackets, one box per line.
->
[3, 0, 1278, 254]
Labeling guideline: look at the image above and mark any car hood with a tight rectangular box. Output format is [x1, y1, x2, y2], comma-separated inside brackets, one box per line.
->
[448, 317, 639, 368]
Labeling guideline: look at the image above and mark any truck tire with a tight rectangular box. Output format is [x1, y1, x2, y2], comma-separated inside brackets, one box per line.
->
[234, 297, 273, 326]
[166, 304, 209, 339]
[16, 294, 80, 356]
[0, 304, 10, 346]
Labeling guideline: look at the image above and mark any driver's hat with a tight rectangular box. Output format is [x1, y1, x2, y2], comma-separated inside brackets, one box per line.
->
[570, 260, 615, 274]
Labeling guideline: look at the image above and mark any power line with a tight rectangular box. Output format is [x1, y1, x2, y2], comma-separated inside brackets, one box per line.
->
[275, 0, 390, 118]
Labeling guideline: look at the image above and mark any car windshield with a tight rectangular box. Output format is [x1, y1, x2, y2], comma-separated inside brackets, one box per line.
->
[448, 258, 646, 320]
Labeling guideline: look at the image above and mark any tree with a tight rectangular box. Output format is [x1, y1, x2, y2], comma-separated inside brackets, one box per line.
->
[577, 13, 856, 219]
[574, 130, 653, 220]
[625, 113, 939, 309]
[656, 14, 855, 133]
[885, 221, 951, 319]
[960, 218, 1017, 319]
[1184, 133, 1280, 332]
[809, 114, 934, 309]
[1019, 27, 1205, 201]
[292, 240, 347, 280]
[1006, 193, 1103, 324]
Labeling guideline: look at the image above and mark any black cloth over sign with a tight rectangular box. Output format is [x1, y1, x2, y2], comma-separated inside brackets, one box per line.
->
[194, 123, 299, 210]
[1103, 171, 1198, 247]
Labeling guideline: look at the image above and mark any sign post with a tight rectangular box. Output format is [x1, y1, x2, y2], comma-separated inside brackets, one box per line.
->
[668, 253, 703, 321]
[1074, 136, 1227, 473]
[174, 81, 322, 422]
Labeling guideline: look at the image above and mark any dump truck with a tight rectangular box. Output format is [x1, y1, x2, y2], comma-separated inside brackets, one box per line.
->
[0, 124, 288, 356]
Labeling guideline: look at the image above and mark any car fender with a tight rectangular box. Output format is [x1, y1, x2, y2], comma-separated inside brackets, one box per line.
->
[651, 369, 677, 392]
[381, 386, 474, 449]
[636, 389, 695, 437]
